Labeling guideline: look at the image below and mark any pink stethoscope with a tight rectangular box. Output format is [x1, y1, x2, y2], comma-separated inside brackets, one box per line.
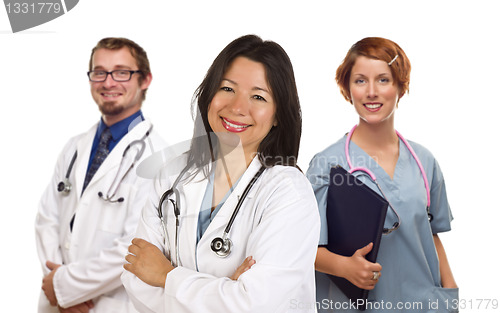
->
[345, 125, 432, 234]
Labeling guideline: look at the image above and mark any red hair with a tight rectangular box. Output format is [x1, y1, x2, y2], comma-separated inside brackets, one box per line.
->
[335, 37, 411, 102]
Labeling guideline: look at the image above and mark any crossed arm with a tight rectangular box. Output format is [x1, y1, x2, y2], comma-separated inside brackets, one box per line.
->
[42, 262, 95, 313]
[123, 238, 255, 287]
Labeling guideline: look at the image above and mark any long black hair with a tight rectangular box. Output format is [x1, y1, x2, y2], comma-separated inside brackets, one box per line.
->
[187, 35, 301, 175]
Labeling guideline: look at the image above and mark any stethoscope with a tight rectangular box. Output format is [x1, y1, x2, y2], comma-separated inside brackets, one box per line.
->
[345, 125, 432, 234]
[157, 163, 265, 266]
[57, 125, 153, 203]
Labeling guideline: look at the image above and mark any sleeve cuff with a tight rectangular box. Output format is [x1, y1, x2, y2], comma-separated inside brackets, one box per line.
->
[52, 265, 68, 308]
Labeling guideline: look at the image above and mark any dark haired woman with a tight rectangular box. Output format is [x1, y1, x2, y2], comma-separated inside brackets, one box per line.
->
[122, 35, 320, 313]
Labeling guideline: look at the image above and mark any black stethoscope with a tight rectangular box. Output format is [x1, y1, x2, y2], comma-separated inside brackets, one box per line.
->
[57, 125, 153, 202]
[158, 163, 265, 265]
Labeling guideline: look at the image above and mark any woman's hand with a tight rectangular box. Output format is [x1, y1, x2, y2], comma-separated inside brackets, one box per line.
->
[124, 238, 174, 287]
[433, 234, 458, 289]
[230, 256, 256, 280]
[342, 243, 382, 290]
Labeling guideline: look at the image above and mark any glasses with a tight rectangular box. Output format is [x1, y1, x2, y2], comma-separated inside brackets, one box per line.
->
[87, 70, 142, 82]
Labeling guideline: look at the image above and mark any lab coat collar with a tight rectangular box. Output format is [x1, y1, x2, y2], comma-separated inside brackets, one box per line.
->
[101, 110, 144, 143]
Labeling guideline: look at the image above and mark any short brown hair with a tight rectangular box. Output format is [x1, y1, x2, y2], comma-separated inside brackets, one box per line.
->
[89, 37, 151, 100]
[336, 37, 411, 102]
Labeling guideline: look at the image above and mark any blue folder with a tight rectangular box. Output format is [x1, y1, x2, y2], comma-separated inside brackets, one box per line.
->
[326, 165, 388, 310]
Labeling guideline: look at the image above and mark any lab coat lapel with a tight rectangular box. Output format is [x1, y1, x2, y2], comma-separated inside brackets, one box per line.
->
[74, 123, 98, 197]
[178, 171, 208, 268]
[200, 157, 262, 243]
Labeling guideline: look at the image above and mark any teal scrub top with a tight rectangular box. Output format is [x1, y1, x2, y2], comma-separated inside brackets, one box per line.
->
[306, 135, 458, 313]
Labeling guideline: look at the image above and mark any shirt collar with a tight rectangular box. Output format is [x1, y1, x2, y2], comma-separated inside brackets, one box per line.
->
[96, 110, 144, 141]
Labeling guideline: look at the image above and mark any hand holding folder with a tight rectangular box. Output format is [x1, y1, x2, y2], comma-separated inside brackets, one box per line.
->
[325, 165, 388, 310]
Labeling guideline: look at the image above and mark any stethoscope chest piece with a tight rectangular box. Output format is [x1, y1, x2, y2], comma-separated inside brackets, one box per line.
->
[159, 164, 265, 261]
[58, 151, 78, 195]
[210, 236, 232, 257]
[57, 179, 72, 194]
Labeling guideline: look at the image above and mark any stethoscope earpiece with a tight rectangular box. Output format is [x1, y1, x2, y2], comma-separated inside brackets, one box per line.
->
[210, 237, 232, 257]
[383, 222, 400, 234]
[98, 191, 124, 203]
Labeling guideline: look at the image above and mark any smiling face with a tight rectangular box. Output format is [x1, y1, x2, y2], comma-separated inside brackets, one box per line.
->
[208, 56, 276, 159]
[90, 47, 151, 126]
[349, 56, 400, 126]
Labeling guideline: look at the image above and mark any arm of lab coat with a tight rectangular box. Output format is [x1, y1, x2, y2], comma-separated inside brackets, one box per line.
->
[122, 169, 320, 313]
[35, 141, 71, 275]
[121, 194, 169, 313]
[51, 181, 149, 308]
[166, 172, 320, 312]
[52, 240, 128, 308]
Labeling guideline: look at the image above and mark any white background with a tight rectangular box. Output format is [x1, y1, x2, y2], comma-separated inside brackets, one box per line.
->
[1, 0, 499, 311]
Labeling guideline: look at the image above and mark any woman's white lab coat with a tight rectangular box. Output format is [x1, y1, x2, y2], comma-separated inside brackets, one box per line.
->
[35, 119, 165, 313]
[121, 156, 321, 313]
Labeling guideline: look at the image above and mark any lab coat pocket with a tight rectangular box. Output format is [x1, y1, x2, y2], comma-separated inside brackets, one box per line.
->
[94, 295, 138, 313]
[428, 286, 459, 313]
[97, 184, 132, 234]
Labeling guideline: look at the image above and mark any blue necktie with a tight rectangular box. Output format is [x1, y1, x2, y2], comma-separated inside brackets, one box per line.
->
[83, 127, 112, 193]
[71, 127, 112, 231]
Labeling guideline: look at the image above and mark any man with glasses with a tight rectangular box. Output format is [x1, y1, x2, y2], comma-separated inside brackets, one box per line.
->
[35, 37, 165, 313]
